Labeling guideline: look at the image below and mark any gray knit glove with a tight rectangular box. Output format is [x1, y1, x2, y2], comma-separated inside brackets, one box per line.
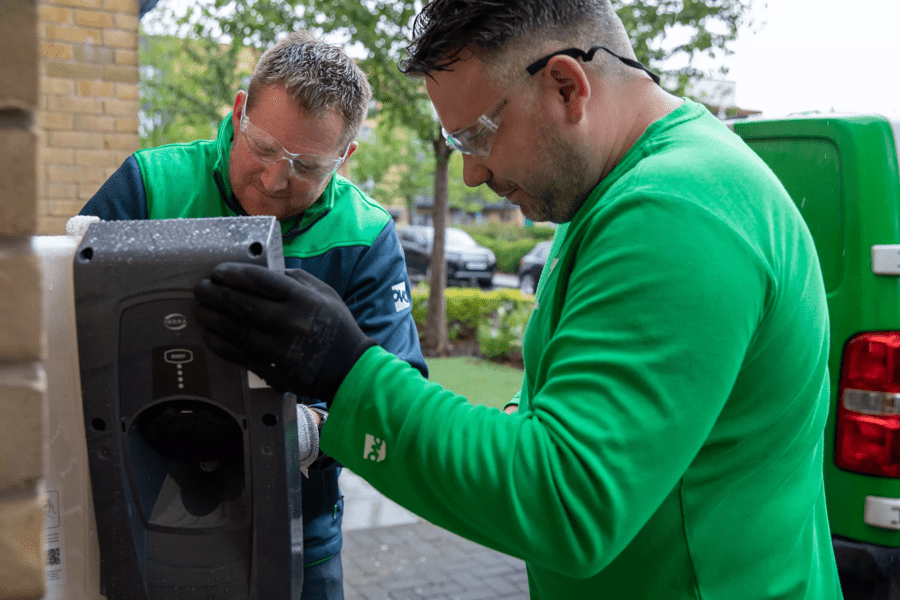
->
[295, 405, 321, 477]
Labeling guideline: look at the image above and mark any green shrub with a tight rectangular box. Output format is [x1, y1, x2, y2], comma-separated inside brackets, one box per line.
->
[461, 222, 555, 242]
[476, 300, 532, 361]
[410, 285, 534, 360]
[461, 223, 554, 273]
[490, 238, 541, 274]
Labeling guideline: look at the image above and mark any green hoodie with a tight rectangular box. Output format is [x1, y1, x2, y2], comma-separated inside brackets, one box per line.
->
[322, 101, 842, 599]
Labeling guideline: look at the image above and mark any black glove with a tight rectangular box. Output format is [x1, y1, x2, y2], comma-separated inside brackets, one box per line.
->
[193, 262, 378, 404]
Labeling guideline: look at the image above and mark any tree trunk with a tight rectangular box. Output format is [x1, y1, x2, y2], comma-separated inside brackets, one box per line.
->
[424, 133, 453, 356]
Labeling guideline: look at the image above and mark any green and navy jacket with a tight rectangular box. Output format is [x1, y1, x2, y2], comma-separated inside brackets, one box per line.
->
[80, 115, 427, 565]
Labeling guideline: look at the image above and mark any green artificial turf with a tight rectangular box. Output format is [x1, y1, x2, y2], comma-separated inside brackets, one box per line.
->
[424, 357, 523, 410]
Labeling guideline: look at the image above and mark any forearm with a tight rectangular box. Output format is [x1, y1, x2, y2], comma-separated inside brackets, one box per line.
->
[322, 348, 632, 578]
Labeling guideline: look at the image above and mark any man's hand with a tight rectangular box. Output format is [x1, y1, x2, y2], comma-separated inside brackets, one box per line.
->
[193, 262, 377, 404]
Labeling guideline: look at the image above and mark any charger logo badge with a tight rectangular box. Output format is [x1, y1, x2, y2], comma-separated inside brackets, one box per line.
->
[364, 434, 386, 462]
[164, 313, 187, 331]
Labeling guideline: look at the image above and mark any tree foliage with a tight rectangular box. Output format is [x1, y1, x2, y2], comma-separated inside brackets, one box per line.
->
[349, 123, 431, 223]
[139, 33, 242, 146]
[140, 0, 755, 353]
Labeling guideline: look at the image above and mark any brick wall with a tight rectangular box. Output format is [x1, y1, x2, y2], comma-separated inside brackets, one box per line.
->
[0, 0, 48, 597]
[38, 0, 141, 234]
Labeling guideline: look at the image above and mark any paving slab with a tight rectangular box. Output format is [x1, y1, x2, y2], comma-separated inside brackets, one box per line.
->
[339, 470, 529, 600]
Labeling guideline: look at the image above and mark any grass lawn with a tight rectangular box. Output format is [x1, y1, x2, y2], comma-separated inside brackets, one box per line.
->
[425, 357, 523, 410]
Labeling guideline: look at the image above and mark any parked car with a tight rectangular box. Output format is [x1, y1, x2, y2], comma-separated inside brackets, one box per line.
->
[518, 240, 552, 294]
[732, 113, 900, 598]
[397, 225, 497, 288]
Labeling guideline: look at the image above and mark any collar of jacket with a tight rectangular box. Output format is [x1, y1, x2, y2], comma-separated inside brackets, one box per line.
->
[212, 113, 335, 241]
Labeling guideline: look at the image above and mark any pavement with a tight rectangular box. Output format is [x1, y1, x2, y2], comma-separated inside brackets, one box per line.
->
[337, 270, 527, 599]
[338, 470, 529, 600]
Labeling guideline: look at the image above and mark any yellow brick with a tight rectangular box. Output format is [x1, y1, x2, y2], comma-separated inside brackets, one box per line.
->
[39, 5, 73, 24]
[104, 0, 138, 14]
[115, 83, 138, 100]
[0, 0, 39, 110]
[75, 114, 116, 132]
[47, 164, 106, 185]
[49, 130, 103, 149]
[45, 95, 103, 115]
[103, 64, 138, 83]
[0, 494, 45, 599]
[41, 41, 73, 60]
[45, 25, 100, 45]
[53, 0, 103, 8]
[46, 60, 103, 80]
[72, 44, 114, 65]
[41, 76, 75, 96]
[46, 182, 78, 199]
[75, 9, 114, 28]
[114, 13, 139, 30]
[115, 118, 138, 133]
[39, 216, 69, 235]
[76, 149, 123, 168]
[78, 181, 104, 200]
[48, 199, 87, 216]
[115, 48, 138, 66]
[77, 80, 113, 97]
[0, 365, 44, 491]
[0, 128, 37, 236]
[103, 98, 139, 117]
[36, 111, 73, 131]
[103, 28, 137, 49]
[0, 251, 42, 362]
[103, 132, 139, 152]
[40, 147, 76, 166]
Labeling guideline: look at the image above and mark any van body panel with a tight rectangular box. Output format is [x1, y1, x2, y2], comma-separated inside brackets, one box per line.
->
[733, 115, 900, 554]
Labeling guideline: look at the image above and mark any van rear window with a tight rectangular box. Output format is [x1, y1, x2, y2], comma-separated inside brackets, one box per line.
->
[745, 138, 843, 292]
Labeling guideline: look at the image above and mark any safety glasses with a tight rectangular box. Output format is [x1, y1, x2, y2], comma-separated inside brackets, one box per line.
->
[442, 45, 660, 158]
[239, 92, 350, 181]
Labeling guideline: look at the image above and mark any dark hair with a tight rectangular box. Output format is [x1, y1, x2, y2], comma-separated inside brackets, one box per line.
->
[401, 0, 617, 76]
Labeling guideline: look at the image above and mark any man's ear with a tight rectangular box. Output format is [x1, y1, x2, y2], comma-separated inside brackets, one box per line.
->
[343, 141, 359, 163]
[544, 56, 591, 123]
[231, 91, 247, 131]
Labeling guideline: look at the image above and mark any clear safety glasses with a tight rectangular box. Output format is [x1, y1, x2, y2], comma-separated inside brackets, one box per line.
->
[442, 45, 660, 158]
[239, 93, 350, 181]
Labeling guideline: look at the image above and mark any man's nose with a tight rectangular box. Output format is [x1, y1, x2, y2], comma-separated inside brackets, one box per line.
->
[259, 160, 290, 192]
[462, 154, 492, 188]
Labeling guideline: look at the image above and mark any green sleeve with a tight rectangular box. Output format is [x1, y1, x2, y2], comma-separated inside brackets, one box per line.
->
[321, 196, 767, 579]
[503, 389, 521, 410]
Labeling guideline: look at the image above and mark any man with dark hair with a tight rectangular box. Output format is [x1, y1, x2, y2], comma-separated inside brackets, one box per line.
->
[193, 2, 843, 598]
[80, 31, 426, 599]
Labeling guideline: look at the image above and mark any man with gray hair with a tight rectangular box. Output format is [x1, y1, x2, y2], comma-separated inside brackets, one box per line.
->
[193, 1, 843, 598]
[81, 31, 426, 598]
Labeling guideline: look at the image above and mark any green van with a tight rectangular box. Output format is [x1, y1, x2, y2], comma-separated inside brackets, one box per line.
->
[731, 114, 900, 598]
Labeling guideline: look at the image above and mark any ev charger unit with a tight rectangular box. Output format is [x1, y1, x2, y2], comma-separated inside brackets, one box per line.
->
[48, 216, 303, 599]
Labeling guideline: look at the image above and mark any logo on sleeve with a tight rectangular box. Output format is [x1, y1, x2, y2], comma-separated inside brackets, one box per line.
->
[392, 282, 411, 312]
[363, 434, 386, 462]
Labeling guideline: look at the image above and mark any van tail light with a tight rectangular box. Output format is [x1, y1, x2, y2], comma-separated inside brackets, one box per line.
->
[835, 333, 900, 477]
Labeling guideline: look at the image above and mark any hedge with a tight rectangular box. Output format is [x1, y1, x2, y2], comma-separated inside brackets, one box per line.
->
[460, 223, 554, 274]
[411, 285, 535, 360]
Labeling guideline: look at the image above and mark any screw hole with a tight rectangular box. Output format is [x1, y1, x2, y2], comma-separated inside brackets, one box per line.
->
[248, 242, 264, 257]
[262, 414, 277, 427]
[91, 418, 106, 431]
[79, 247, 94, 262]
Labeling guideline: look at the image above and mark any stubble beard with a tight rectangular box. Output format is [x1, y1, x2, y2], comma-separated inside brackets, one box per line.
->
[520, 123, 593, 224]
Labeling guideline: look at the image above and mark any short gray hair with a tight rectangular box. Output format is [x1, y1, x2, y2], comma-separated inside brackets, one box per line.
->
[248, 31, 372, 149]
